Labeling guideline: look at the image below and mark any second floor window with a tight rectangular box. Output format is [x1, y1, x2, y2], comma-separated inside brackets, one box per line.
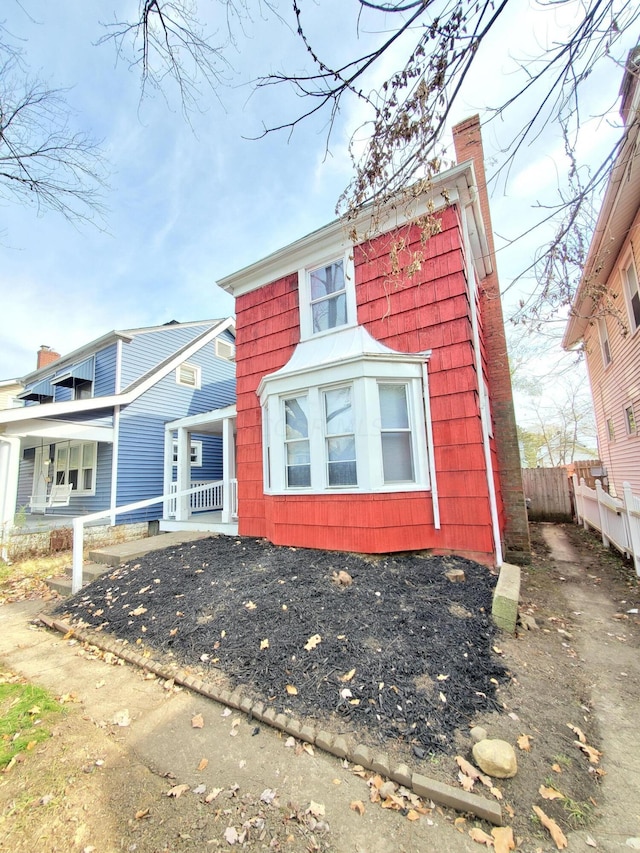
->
[299, 252, 357, 340]
[598, 318, 611, 367]
[623, 257, 640, 334]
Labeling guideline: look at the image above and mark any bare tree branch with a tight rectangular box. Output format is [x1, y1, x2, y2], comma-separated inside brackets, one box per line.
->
[0, 57, 106, 224]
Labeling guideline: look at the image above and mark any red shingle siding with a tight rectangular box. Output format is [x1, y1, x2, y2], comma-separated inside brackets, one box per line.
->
[232, 202, 502, 564]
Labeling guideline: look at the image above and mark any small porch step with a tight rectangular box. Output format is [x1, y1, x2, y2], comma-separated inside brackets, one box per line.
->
[47, 561, 107, 596]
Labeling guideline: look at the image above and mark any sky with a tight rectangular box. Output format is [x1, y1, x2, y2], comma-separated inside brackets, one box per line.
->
[1, 1, 637, 438]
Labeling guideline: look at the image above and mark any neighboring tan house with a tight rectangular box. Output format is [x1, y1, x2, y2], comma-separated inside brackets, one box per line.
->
[563, 47, 640, 497]
[0, 379, 24, 410]
[0, 320, 237, 539]
[173, 115, 527, 567]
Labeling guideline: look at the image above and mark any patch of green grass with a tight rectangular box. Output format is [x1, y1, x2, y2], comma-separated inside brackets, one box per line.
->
[0, 679, 63, 768]
[553, 753, 573, 768]
[562, 796, 593, 828]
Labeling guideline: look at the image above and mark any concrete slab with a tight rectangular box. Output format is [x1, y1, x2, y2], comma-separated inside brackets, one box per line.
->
[88, 530, 213, 567]
[491, 562, 521, 633]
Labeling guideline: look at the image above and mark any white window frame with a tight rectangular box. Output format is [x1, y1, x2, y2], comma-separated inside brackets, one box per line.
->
[621, 253, 640, 335]
[176, 362, 201, 389]
[53, 441, 97, 496]
[598, 317, 612, 367]
[262, 370, 430, 495]
[172, 439, 203, 467]
[298, 251, 357, 341]
[606, 417, 615, 443]
[624, 403, 638, 436]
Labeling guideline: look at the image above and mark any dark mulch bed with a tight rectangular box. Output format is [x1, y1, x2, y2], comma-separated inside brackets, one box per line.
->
[56, 535, 509, 756]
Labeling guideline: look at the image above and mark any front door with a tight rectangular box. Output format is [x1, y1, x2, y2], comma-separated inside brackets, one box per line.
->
[31, 445, 51, 511]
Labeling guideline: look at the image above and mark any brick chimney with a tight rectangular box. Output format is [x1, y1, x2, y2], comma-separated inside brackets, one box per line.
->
[37, 345, 61, 370]
[452, 115, 530, 562]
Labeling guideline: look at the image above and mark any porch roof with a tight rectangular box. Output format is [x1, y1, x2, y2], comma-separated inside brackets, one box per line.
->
[2, 418, 114, 448]
[166, 404, 237, 436]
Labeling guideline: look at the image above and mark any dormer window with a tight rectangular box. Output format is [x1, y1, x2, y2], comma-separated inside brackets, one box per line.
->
[299, 252, 357, 340]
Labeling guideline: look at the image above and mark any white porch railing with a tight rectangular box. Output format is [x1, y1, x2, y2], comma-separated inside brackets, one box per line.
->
[72, 480, 238, 594]
[573, 475, 640, 577]
[167, 480, 224, 516]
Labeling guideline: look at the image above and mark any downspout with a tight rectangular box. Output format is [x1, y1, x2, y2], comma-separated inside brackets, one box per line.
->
[421, 361, 440, 530]
[462, 211, 503, 567]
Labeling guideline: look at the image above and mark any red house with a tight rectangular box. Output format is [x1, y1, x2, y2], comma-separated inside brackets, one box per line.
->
[217, 116, 529, 567]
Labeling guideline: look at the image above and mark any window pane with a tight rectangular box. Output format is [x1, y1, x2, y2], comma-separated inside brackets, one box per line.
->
[57, 447, 68, 467]
[379, 384, 409, 429]
[69, 445, 80, 468]
[325, 387, 353, 435]
[82, 443, 93, 466]
[287, 464, 311, 487]
[381, 433, 414, 482]
[83, 468, 93, 490]
[68, 469, 79, 489]
[312, 293, 347, 332]
[285, 397, 308, 440]
[327, 436, 356, 486]
[310, 260, 344, 299]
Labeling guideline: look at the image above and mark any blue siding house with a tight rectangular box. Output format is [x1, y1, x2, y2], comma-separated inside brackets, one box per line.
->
[0, 319, 237, 538]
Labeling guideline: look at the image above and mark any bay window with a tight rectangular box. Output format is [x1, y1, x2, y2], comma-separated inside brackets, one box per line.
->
[259, 327, 432, 495]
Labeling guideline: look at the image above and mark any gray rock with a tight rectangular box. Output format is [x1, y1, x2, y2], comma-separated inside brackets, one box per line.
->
[472, 739, 517, 778]
[470, 725, 488, 743]
[518, 612, 539, 630]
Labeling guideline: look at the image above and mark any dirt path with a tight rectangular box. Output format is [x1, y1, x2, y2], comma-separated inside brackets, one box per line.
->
[539, 524, 640, 851]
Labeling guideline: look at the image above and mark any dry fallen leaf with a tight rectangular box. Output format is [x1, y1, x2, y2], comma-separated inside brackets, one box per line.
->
[539, 785, 564, 800]
[339, 668, 356, 682]
[260, 638, 269, 650]
[406, 809, 420, 821]
[304, 634, 322, 651]
[197, 758, 209, 771]
[350, 800, 366, 816]
[492, 826, 515, 853]
[575, 741, 602, 764]
[307, 801, 325, 818]
[191, 714, 204, 729]
[551, 763, 563, 773]
[456, 755, 482, 780]
[458, 771, 475, 792]
[244, 601, 257, 610]
[285, 684, 298, 695]
[567, 723, 586, 743]
[205, 788, 222, 803]
[130, 606, 147, 616]
[533, 805, 568, 849]
[517, 734, 532, 751]
[469, 826, 494, 846]
[135, 808, 150, 820]
[167, 784, 190, 798]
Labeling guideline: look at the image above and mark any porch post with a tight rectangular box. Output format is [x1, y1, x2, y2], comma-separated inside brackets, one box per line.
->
[163, 427, 175, 519]
[221, 417, 235, 524]
[176, 427, 190, 521]
[0, 437, 21, 561]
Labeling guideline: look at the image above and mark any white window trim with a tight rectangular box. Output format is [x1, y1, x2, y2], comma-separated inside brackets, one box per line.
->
[176, 362, 201, 389]
[298, 251, 357, 342]
[53, 440, 97, 496]
[624, 402, 638, 436]
[597, 317, 612, 367]
[172, 438, 203, 467]
[262, 368, 430, 495]
[621, 252, 640, 335]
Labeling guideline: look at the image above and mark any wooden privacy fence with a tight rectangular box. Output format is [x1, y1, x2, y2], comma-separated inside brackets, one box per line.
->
[572, 476, 640, 577]
[522, 467, 572, 521]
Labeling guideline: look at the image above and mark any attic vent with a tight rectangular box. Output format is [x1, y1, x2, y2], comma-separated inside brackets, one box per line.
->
[176, 363, 201, 389]
[216, 339, 235, 361]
